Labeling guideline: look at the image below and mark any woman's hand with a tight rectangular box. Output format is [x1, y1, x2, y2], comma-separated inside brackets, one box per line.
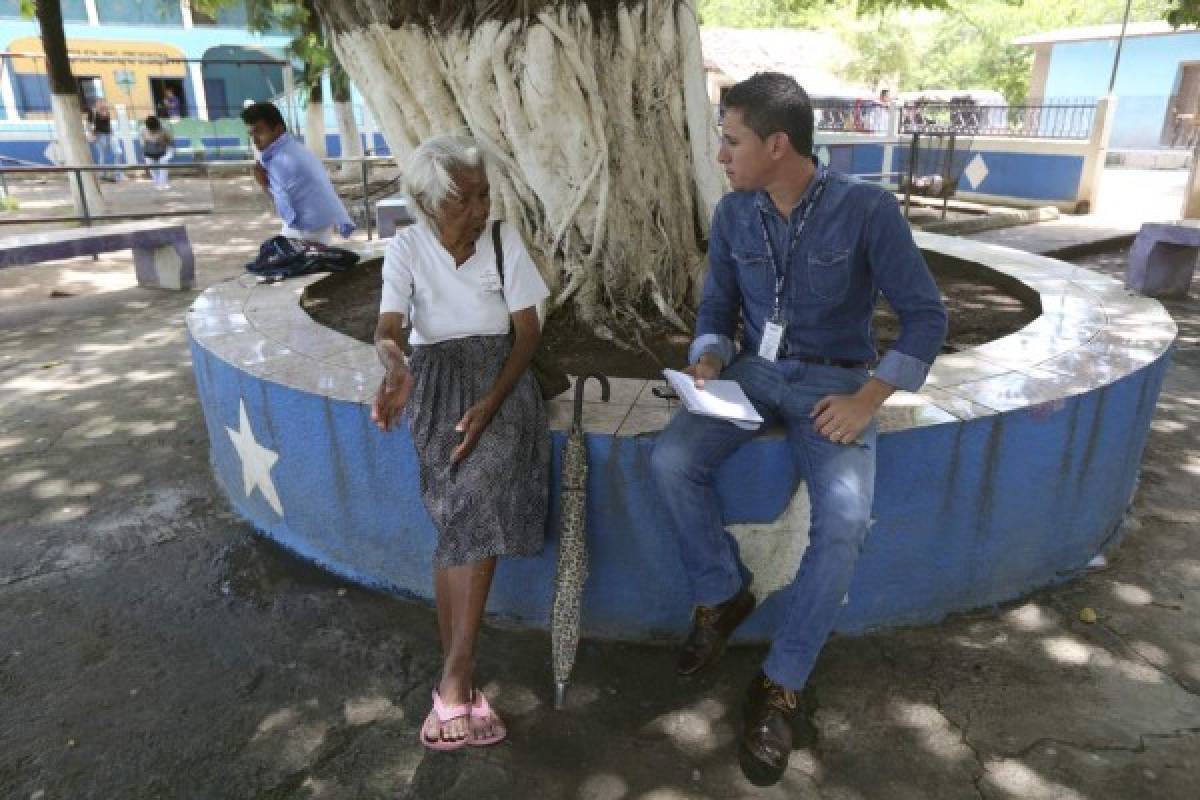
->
[372, 313, 412, 432]
[371, 366, 413, 432]
[451, 396, 499, 463]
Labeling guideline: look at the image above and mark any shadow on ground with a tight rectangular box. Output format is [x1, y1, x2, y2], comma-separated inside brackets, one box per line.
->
[1, 229, 1198, 798]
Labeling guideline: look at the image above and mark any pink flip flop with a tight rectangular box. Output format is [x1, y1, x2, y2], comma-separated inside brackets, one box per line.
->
[420, 688, 471, 751]
[467, 689, 507, 747]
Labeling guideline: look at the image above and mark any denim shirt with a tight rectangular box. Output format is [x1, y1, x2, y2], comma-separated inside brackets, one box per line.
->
[260, 133, 355, 237]
[691, 167, 948, 392]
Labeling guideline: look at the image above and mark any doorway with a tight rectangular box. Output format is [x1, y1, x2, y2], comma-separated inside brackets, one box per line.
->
[1161, 62, 1200, 148]
[149, 77, 187, 119]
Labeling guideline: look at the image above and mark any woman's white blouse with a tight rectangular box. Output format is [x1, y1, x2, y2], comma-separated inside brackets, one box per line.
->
[380, 220, 550, 346]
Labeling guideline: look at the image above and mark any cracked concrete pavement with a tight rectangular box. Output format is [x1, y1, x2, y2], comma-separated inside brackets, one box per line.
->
[1, 194, 1199, 798]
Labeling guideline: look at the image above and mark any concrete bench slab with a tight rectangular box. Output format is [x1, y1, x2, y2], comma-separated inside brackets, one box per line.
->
[375, 194, 416, 239]
[0, 220, 195, 290]
[1127, 219, 1200, 298]
[186, 234, 1176, 640]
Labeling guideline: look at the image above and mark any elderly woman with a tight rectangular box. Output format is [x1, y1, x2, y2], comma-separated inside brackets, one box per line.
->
[371, 135, 550, 751]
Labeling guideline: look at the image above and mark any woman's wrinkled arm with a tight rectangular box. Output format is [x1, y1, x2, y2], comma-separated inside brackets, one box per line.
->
[371, 311, 413, 432]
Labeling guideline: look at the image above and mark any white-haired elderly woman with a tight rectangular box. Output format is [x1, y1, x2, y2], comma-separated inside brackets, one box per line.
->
[371, 135, 550, 751]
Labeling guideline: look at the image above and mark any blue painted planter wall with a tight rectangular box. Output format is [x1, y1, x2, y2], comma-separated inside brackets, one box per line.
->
[888, 145, 1084, 202]
[190, 335, 1171, 641]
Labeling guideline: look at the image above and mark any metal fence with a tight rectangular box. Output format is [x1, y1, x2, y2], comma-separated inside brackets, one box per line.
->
[813, 99, 1099, 140]
[814, 101, 891, 134]
[0, 156, 401, 239]
[898, 101, 1097, 139]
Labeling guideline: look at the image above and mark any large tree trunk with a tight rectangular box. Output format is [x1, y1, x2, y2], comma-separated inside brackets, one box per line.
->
[34, 0, 106, 217]
[330, 57, 364, 180]
[315, 0, 723, 336]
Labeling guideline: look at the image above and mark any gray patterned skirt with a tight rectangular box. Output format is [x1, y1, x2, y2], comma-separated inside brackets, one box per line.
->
[407, 334, 550, 568]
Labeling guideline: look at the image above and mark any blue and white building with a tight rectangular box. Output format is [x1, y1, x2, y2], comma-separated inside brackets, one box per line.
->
[1015, 21, 1200, 151]
[0, 1, 378, 163]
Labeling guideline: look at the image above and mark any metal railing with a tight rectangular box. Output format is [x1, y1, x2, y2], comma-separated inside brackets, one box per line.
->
[813, 99, 1099, 140]
[814, 101, 891, 134]
[898, 102, 1097, 139]
[0, 156, 401, 239]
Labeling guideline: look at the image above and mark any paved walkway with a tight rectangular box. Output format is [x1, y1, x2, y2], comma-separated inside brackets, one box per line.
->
[1, 180, 1198, 798]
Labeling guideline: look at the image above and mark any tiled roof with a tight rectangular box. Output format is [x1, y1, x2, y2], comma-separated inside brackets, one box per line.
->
[699, 27, 869, 99]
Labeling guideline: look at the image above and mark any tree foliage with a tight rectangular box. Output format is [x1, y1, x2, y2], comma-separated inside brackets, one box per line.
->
[701, 0, 1194, 103]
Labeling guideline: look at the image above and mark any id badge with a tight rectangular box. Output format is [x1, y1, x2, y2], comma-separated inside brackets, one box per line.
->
[478, 268, 503, 292]
[759, 320, 785, 362]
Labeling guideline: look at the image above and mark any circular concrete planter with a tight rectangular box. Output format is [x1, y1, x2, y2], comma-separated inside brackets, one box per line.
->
[187, 234, 1175, 640]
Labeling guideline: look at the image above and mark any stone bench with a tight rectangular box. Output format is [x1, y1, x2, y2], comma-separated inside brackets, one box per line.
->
[1127, 219, 1200, 298]
[0, 221, 195, 290]
[375, 193, 416, 239]
[186, 234, 1176, 640]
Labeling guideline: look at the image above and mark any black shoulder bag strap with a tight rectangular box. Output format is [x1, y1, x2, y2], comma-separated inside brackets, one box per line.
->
[488, 220, 570, 400]
[492, 220, 505, 285]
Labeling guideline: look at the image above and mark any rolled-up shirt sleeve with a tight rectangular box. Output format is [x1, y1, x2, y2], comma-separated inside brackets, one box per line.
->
[691, 198, 741, 367]
[867, 193, 948, 392]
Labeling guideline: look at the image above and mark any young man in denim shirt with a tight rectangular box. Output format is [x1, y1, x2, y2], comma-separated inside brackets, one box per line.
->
[651, 73, 947, 785]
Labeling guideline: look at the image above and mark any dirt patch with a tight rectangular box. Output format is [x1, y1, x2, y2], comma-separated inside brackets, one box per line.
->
[302, 256, 1039, 380]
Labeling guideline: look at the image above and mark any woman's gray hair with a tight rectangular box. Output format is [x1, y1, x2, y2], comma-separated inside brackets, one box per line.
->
[403, 135, 486, 227]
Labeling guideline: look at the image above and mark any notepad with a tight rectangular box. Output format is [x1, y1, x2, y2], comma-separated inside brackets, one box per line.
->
[662, 369, 764, 430]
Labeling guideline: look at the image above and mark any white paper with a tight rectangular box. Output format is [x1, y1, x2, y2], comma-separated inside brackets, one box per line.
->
[662, 369, 764, 430]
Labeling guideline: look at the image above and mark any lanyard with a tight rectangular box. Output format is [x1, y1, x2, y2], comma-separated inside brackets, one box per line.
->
[756, 170, 828, 321]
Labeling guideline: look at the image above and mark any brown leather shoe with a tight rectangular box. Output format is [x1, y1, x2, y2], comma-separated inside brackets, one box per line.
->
[675, 587, 756, 676]
[739, 671, 803, 787]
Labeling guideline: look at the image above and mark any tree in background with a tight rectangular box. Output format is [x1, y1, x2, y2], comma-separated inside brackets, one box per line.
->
[329, 55, 366, 179]
[703, 0, 1192, 103]
[197, 0, 364, 164]
[24, 0, 106, 215]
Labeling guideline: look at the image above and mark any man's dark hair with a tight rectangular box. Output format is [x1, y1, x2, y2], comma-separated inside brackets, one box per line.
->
[723, 72, 814, 157]
[241, 101, 286, 131]
[144, 115, 161, 132]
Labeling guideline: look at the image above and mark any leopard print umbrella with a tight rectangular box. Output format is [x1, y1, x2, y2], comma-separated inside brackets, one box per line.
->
[553, 372, 609, 710]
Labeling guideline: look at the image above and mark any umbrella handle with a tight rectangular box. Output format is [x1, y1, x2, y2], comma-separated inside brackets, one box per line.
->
[573, 372, 610, 431]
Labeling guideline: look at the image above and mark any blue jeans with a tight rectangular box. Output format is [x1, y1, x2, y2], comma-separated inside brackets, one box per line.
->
[651, 354, 877, 690]
[91, 134, 116, 179]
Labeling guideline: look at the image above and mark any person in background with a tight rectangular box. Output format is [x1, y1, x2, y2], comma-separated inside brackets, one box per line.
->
[140, 116, 174, 191]
[240, 101, 354, 244]
[85, 98, 119, 182]
[874, 88, 892, 133]
[162, 87, 182, 121]
[372, 134, 550, 751]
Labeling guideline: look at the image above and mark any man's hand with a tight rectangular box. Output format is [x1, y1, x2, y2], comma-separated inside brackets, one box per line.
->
[253, 162, 269, 191]
[683, 352, 722, 389]
[451, 397, 499, 464]
[371, 367, 413, 432]
[811, 378, 894, 445]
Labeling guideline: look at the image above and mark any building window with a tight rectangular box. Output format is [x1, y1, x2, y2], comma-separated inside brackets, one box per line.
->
[14, 73, 52, 116]
[94, 0, 183, 26]
[0, 0, 88, 20]
[190, 1, 249, 27]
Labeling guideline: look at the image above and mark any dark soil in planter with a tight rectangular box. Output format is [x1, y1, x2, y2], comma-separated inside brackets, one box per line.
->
[302, 254, 1040, 380]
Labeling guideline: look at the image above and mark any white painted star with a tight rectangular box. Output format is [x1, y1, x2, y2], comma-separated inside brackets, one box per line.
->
[225, 398, 283, 517]
[728, 488, 811, 597]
